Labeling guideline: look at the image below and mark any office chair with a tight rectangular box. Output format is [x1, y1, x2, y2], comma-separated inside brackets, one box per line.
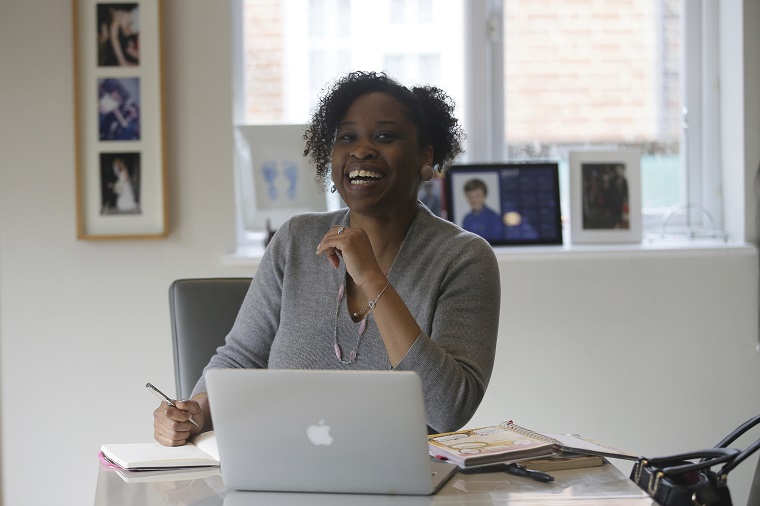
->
[169, 278, 252, 399]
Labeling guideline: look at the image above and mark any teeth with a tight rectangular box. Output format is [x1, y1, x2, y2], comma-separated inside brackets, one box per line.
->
[349, 169, 383, 180]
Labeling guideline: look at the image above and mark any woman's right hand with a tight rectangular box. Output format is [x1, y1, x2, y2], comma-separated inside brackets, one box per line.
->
[153, 396, 206, 446]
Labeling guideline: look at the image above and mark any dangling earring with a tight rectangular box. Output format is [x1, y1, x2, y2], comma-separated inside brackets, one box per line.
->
[330, 185, 337, 193]
[420, 165, 434, 182]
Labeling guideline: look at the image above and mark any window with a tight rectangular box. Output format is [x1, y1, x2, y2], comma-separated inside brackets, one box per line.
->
[233, 0, 721, 246]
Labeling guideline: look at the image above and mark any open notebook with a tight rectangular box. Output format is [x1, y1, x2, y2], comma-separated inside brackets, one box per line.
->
[100, 431, 219, 471]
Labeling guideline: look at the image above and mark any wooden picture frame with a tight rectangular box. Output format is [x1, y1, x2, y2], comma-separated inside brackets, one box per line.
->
[569, 150, 641, 244]
[72, 0, 167, 239]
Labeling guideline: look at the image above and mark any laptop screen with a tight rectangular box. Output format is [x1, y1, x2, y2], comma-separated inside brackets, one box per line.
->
[444, 163, 563, 246]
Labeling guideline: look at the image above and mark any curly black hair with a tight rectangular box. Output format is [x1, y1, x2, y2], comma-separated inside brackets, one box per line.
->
[303, 71, 465, 186]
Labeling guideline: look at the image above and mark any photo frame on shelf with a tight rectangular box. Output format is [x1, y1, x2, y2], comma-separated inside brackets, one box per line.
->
[72, 0, 167, 239]
[235, 124, 329, 234]
[569, 150, 641, 244]
[418, 173, 446, 220]
[444, 163, 563, 246]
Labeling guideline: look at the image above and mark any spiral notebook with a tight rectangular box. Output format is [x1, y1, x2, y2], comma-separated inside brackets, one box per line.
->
[428, 420, 636, 468]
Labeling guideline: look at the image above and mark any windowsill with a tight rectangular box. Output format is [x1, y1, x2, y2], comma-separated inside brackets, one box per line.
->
[487, 238, 756, 261]
[223, 235, 757, 267]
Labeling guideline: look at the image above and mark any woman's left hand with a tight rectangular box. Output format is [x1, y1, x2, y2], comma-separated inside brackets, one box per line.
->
[316, 226, 384, 289]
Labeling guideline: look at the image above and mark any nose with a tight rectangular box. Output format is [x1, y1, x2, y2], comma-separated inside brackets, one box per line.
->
[349, 145, 377, 160]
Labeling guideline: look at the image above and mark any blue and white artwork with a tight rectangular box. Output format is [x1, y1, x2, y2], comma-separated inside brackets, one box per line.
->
[236, 124, 328, 231]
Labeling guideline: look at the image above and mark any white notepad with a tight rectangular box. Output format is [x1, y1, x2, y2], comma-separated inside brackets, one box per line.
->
[100, 431, 219, 470]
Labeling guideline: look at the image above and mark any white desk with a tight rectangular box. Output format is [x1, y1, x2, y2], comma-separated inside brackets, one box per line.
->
[94, 460, 657, 505]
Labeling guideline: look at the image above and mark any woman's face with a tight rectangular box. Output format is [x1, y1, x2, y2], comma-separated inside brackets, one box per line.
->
[331, 92, 432, 217]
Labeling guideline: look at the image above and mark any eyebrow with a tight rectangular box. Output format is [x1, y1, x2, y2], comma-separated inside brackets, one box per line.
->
[337, 120, 404, 128]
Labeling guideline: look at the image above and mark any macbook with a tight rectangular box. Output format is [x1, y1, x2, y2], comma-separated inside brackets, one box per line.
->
[205, 369, 458, 495]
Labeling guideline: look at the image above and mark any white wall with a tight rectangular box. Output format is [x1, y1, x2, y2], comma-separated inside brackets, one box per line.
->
[1, 2, 759, 506]
[0, 1, 247, 504]
[473, 246, 760, 506]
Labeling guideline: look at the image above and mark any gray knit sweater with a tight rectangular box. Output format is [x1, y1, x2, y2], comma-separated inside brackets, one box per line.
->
[193, 203, 500, 432]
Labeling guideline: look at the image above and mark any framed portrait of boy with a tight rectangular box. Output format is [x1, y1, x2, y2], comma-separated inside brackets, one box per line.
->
[444, 163, 563, 246]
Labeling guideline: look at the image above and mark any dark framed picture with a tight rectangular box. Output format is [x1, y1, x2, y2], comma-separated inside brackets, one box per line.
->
[96, 3, 140, 67]
[569, 150, 641, 244]
[99, 152, 141, 215]
[444, 163, 563, 246]
[73, 0, 166, 239]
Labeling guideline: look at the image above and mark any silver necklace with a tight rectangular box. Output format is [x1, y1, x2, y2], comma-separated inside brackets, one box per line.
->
[332, 241, 404, 364]
[333, 283, 366, 364]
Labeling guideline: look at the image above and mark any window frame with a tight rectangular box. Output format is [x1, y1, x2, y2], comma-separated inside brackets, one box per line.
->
[231, 0, 723, 248]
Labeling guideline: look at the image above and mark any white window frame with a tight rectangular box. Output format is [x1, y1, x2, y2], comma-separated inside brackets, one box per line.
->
[681, 0, 722, 233]
[231, 0, 724, 248]
[464, 0, 722, 235]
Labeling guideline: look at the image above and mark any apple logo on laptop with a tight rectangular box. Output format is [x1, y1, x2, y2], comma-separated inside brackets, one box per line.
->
[307, 420, 333, 446]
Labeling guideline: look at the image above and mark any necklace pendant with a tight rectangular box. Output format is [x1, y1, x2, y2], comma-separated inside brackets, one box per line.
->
[348, 350, 357, 362]
[334, 343, 342, 361]
[358, 318, 367, 335]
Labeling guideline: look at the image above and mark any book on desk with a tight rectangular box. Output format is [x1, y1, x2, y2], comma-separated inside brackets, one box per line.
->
[100, 431, 219, 471]
[428, 420, 636, 469]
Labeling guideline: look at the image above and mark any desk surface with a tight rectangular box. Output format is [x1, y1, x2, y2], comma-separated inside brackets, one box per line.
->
[94, 460, 657, 505]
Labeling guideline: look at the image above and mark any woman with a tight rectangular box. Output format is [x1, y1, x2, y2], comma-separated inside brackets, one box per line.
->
[154, 71, 500, 446]
[113, 158, 138, 213]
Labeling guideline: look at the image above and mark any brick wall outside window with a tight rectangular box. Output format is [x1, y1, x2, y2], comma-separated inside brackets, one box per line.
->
[241, 0, 680, 155]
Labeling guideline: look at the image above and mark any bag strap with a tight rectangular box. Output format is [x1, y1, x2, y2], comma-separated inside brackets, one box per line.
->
[715, 414, 760, 448]
[647, 448, 740, 475]
[716, 414, 760, 475]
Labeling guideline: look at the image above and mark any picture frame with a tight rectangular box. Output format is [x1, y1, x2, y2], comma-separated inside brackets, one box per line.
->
[235, 124, 329, 233]
[569, 150, 641, 244]
[444, 163, 563, 246]
[418, 173, 446, 220]
[72, 0, 167, 239]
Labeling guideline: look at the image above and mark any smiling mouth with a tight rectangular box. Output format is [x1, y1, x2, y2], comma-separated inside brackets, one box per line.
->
[348, 169, 384, 185]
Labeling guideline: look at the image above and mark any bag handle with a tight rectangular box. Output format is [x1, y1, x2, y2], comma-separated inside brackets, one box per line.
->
[716, 414, 760, 475]
[715, 414, 760, 448]
[646, 448, 740, 475]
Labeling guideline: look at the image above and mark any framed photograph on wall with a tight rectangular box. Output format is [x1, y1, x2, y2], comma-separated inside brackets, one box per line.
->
[72, 0, 167, 239]
[569, 150, 641, 244]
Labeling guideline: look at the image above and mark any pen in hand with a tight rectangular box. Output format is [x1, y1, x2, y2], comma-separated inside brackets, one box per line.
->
[146, 382, 200, 428]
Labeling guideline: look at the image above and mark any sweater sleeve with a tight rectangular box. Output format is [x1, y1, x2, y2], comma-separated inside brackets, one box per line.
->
[190, 220, 290, 397]
[393, 235, 500, 433]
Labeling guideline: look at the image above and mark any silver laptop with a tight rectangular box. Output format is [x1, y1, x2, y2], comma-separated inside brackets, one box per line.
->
[205, 369, 457, 495]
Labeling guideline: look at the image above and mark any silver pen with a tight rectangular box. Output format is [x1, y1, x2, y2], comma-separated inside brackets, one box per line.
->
[146, 382, 200, 428]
